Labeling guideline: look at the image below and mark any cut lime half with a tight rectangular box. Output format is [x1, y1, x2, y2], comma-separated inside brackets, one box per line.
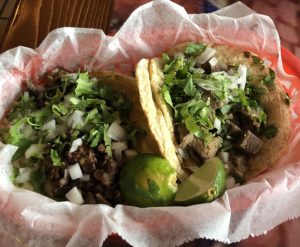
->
[119, 154, 178, 207]
[175, 157, 226, 206]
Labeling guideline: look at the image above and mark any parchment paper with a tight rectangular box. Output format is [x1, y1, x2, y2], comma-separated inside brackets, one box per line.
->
[1, 1, 300, 246]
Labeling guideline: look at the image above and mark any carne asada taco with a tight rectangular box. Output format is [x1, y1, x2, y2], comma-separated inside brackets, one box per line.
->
[0, 70, 163, 206]
[136, 42, 291, 185]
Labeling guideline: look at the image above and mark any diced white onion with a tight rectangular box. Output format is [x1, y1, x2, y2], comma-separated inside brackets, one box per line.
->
[42, 119, 56, 131]
[112, 141, 128, 162]
[25, 144, 45, 159]
[15, 167, 33, 184]
[209, 57, 219, 67]
[68, 163, 83, 180]
[80, 174, 90, 181]
[218, 151, 229, 163]
[213, 118, 222, 134]
[68, 110, 84, 129]
[65, 187, 84, 205]
[196, 47, 216, 64]
[124, 149, 138, 160]
[237, 64, 247, 90]
[69, 138, 83, 153]
[107, 120, 126, 141]
[226, 176, 236, 189]
[174, 52, 185, 59]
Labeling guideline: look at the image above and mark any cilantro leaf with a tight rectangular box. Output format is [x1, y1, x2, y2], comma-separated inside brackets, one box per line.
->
[162, 84, 173, 108]
[183, 74, 197, 97]
[50, 149, 62, 166]
[75, 72, 98, 96]
[184, 43, 207, 56]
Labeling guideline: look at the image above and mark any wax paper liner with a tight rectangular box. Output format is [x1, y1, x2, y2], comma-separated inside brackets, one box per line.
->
[1, 1, 300, 246]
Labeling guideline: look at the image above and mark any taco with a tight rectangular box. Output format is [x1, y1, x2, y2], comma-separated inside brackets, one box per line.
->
[0, 70, 163, 206]
[136, 42, 291, 184]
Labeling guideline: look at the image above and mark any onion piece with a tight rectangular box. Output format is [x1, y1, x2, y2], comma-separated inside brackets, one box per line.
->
[15, 167, 33, 184]
[213, 118, 222, 135]
[229, 64, 247, 90]
[25, 144, 46, 159]
[209, 57, 219, 67]
[124, 149, 138, 160]
[112, 141, 128, 163]
[42, 119, 56, 131]
[68, 163, 83, 180]
[236, 64, 247, 90]
[69, 138, 83, 153]
[65, 187, 84, 205]
[107, 120, 126, 141]
[218, 151, 229, 163]
[196, 47, 216, 64]
[226, 176, 236, 189]
[68, 110, 84, 129]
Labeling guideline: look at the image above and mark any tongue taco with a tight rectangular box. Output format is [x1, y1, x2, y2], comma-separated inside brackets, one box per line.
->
[0, 70, 164, 206]
[136, 42, 291, 184]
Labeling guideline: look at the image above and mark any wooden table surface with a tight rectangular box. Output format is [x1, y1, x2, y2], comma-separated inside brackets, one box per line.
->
[0, 0, 114, 52]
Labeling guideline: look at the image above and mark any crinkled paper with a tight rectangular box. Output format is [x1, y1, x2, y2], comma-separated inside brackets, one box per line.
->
[0, 1, 300, 246]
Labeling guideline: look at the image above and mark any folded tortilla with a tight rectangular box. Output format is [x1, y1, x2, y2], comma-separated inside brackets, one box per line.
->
[136, 42, 291, 180]
[90, 71, 163, 156]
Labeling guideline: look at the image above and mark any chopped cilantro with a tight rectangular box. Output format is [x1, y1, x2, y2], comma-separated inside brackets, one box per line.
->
[184, 43, 207, 56]
[50, 149, 61, 166]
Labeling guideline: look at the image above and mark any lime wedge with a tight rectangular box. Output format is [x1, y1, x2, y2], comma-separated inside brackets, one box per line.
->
[119, 154, 178, 207]
[175, 157, 226, 205]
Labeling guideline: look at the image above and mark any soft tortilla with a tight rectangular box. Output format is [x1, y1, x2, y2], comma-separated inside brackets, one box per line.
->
[90, 71, 159, 155]
[137, 42, 291, 180]
[134, 62, 187, 181]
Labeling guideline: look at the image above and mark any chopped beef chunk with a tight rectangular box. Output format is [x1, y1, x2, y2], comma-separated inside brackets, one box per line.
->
[229, 152, 246, 172]
[66, 145, 98, 173]
[85, 192, 96, 204]
[179, 133, 222, 160]
[227, 162, 244, 180]
[95, 192, 111, 205]
[43, 142, 123, 206]
[175, 124, 189, 143]
[232, 106, 261, 132]
[227, 121, 242, 137]
[179, 133, 194, 149]
[190, 136, 222, 159]
[235, 130, 263, 155]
